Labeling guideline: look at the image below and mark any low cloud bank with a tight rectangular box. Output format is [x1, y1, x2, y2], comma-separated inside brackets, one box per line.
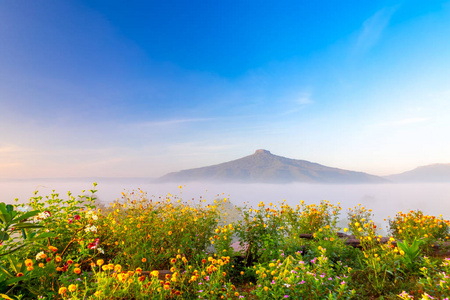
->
[3, 179, 450, 235]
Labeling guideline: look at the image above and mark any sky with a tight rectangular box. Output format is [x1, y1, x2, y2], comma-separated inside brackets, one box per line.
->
[1, 0, 450, 179]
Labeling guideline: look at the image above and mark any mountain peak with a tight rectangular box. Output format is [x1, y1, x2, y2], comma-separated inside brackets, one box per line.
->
[254, 149, 271, 155]
[157, 150, 387, 183]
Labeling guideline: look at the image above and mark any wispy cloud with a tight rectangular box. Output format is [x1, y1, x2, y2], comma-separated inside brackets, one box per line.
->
[375, 117, 430, 127]
[297, 92, 314, 105]
[354, 6, 398, 55]
[276, 92, 314, 116]
[131, 118, 215, 128]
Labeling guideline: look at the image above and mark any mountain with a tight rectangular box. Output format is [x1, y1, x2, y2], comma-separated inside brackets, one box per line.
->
[156, 149, 387, 184]
[385, 163, 450, 183]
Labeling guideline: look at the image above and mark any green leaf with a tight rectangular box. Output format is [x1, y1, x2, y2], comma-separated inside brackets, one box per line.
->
[0, 203, 7, 214]
[5, 205, 13, 213]
[11, 223, 43, 229]
[0, 243, 28, 258]
[12, 210, 40, 222]
[0, 213, 11, 224]
[31, 232, 55, 239]
[0, 232, 9, 241]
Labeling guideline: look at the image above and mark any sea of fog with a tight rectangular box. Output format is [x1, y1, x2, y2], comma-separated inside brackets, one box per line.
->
[2, 179, 450, 235]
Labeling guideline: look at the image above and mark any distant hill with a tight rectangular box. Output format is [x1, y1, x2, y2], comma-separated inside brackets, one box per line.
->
[385, 163, 450, 183]
[156, 150, 387, 184]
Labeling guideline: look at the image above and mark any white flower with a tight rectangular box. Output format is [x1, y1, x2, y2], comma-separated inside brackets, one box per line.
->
[86, 210, 98, 221]
[85, 225, 97, 233]
[97, 247, 104, 254]
[33, 211, 51, 222]
[36, 251, 45, 260]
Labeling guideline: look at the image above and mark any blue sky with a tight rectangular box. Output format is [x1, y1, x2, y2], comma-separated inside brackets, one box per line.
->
[1, 0, 450, 178]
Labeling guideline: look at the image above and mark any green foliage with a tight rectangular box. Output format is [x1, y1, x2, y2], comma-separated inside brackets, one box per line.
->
[2, 186, 450, 300]
[397, 238, 424, 273]
[388, 210, 450, 250]
[252, 248, 354, 299]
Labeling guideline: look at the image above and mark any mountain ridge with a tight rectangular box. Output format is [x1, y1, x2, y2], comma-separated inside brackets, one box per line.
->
[156, 150, 388, 184]
[385, 163, 450, 183]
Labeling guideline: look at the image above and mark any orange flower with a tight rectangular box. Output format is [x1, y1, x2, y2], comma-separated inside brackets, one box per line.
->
[67, 259, 74, 265]
[55, 256, 62, 263]
[16, 272, 24, 277]
[141, 258, 147, 263]
[74, 268, 81, 275]
[24, 259, 33, 267]
[27, 266, 34, 271]
[58, 287, 67, 295]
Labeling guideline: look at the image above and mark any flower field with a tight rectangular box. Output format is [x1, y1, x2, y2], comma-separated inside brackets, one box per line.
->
[1, 183, 450, 299]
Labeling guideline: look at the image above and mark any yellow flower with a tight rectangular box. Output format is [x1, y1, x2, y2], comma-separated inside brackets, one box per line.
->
[96, 259, 104, 266]
[58, 287, 67, 295]
[68, 284, 77, 292]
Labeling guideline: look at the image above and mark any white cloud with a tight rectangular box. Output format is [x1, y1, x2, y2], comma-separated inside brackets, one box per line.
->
[354, 6, 398, 55]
